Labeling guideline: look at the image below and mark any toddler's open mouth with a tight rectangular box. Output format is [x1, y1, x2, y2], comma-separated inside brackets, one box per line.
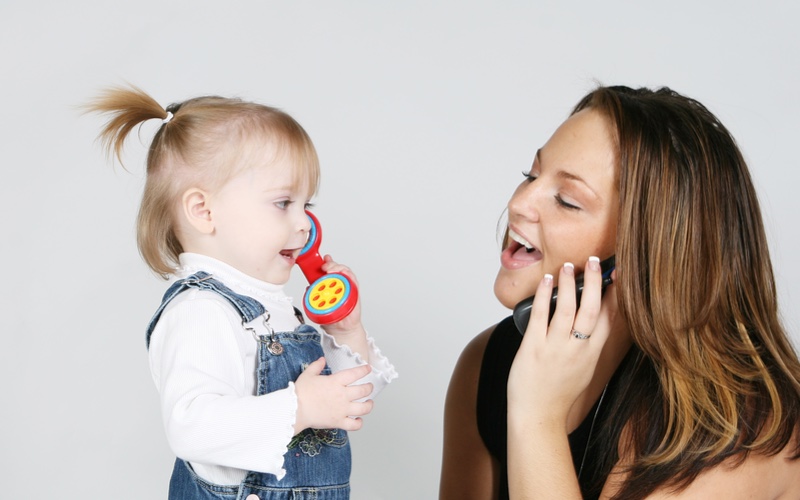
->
[280, 248, 301, 262]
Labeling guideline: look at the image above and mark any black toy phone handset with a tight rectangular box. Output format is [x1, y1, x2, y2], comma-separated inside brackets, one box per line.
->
[512, 255, 616, 335]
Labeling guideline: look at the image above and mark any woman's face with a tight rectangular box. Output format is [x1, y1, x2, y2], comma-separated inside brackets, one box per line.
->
[494, 108, 619, 309]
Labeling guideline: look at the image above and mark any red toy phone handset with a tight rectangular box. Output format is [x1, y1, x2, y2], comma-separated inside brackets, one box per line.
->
[295, 211, 359, 324]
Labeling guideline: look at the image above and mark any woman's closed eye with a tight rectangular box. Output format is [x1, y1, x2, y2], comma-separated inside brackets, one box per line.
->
[555, 195, 580, 210]
[523, 171, 581, 210]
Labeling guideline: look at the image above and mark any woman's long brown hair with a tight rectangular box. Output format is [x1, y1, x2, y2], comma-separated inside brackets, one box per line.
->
[575, 86, 800, 498]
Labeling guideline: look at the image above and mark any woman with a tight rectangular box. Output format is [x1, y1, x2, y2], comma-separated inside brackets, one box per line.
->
[440, 85, 800, 499]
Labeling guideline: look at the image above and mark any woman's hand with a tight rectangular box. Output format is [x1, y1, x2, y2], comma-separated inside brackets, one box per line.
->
[507, 256, 618, 429]
[506, 256, 619, 499]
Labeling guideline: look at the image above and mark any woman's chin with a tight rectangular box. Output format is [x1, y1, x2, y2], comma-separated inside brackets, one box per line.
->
[493, 273, 530, 310]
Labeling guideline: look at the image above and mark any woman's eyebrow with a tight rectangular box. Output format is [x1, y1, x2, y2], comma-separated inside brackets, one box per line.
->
[557, 170, 599, 200]
[538, 148, 600, 200]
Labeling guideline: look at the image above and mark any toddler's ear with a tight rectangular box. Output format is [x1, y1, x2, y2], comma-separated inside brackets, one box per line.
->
[181, 188, 214, 234]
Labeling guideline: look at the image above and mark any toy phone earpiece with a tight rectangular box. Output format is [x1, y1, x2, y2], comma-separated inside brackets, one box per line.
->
[295, 211, 359, 325]
[512, 255, 615, 335]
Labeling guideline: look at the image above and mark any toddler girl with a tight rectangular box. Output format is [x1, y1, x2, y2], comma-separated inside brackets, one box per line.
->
[88, 86, 397, 499]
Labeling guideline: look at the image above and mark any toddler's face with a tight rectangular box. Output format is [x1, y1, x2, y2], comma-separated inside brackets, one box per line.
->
[206, 154, 313, 284]
[494, 109, 619, 309]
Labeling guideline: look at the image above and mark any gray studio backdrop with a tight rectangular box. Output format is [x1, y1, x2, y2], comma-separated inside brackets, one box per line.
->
[1, 2, 798, 499]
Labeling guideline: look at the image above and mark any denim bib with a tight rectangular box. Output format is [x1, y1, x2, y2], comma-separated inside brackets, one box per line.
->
[147, 272, 351, 500]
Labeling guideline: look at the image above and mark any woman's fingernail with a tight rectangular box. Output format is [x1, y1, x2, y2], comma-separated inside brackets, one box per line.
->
[543, 273, 553, 285]
[589, 256, 600, 271]
[564, 262, 574, 275]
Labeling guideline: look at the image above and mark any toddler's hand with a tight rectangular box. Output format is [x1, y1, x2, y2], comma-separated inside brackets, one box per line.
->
[318, 256, 371, 363]
[293, 357, 373, 433]
[319, 255, 363, 334]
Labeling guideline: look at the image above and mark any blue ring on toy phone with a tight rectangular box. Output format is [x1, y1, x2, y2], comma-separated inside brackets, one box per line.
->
[304, 273, 351, 315]
[299, 215, 318, 256]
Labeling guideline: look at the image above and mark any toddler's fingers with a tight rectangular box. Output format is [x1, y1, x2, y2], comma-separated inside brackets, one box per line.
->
[340, 416, 364, 432]
[347, 382, 374, 401]
[321, 256, 359, 282]
[303, 357, 327, 376]
[321, 254, 339, 269]
[333, 363, 372, 385]
[348, 399, 374, 418]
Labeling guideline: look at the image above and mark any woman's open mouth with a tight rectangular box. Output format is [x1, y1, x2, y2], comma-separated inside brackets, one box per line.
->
[500, 228, 543, 269]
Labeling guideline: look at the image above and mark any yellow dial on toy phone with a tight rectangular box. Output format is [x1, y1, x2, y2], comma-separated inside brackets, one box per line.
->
[308, 276, 347, 311]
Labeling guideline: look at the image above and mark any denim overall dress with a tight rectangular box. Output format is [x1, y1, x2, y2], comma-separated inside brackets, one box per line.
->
[146, 272, 351, 500]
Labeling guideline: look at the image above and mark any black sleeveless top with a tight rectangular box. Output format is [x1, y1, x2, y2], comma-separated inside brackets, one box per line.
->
[476, 316, 622, 500]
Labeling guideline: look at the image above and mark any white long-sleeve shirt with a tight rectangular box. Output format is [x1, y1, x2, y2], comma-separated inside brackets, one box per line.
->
[148, 253, 397, 485]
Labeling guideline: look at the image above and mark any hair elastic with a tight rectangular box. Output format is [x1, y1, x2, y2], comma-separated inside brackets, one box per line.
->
[162, 111, 174, 124]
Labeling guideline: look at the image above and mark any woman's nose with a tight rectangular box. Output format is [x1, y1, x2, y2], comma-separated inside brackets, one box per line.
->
[508, 183, 541, 222]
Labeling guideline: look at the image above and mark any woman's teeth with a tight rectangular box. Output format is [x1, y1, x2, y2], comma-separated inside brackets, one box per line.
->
[509, 228, 535, 252]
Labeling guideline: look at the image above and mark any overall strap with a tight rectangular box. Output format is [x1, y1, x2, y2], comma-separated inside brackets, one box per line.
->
[293, 307, 305, 324]
[145, 271, 266, 349]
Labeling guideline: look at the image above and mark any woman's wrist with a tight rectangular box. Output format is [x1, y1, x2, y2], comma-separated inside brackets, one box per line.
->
[508, 406, 568, 435]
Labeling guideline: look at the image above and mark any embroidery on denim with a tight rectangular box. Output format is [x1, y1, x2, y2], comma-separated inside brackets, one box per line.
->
[288, 428, 346, 457]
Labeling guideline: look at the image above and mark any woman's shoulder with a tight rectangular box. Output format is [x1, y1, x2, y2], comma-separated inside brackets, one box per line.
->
[604, 431, 800, 499]
[659, 448, 799, 499]
[448, 324, 498, 392]
[440, 323, 505, 499]
[701, 437, 800, 499]
[449, 317, 517, 381]
[462, 324, 497, 358]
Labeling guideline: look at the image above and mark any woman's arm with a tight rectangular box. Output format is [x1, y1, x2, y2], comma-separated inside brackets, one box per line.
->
[506, 261, 615, 499]
[440, 326, 499, 500]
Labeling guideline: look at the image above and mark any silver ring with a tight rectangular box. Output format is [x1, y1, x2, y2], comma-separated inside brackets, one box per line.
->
[571, 329, 591, 340]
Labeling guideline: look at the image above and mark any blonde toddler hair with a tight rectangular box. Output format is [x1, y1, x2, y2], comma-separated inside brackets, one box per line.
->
[88, 85, 320, 278]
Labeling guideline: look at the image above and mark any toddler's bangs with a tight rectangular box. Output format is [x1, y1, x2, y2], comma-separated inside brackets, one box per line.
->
[284, 134, 320, 198]
[237, 115, 320, 197]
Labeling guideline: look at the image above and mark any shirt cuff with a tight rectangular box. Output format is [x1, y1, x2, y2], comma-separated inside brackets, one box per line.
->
[320, 331, 398, 400]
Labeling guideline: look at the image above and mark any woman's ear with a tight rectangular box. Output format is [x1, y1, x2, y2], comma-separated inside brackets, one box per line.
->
[181, 188, 214, 234]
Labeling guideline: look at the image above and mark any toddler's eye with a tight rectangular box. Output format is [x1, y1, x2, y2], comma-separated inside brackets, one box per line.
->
[304, 202, 315, 210]
[275, 200, 291, 210]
